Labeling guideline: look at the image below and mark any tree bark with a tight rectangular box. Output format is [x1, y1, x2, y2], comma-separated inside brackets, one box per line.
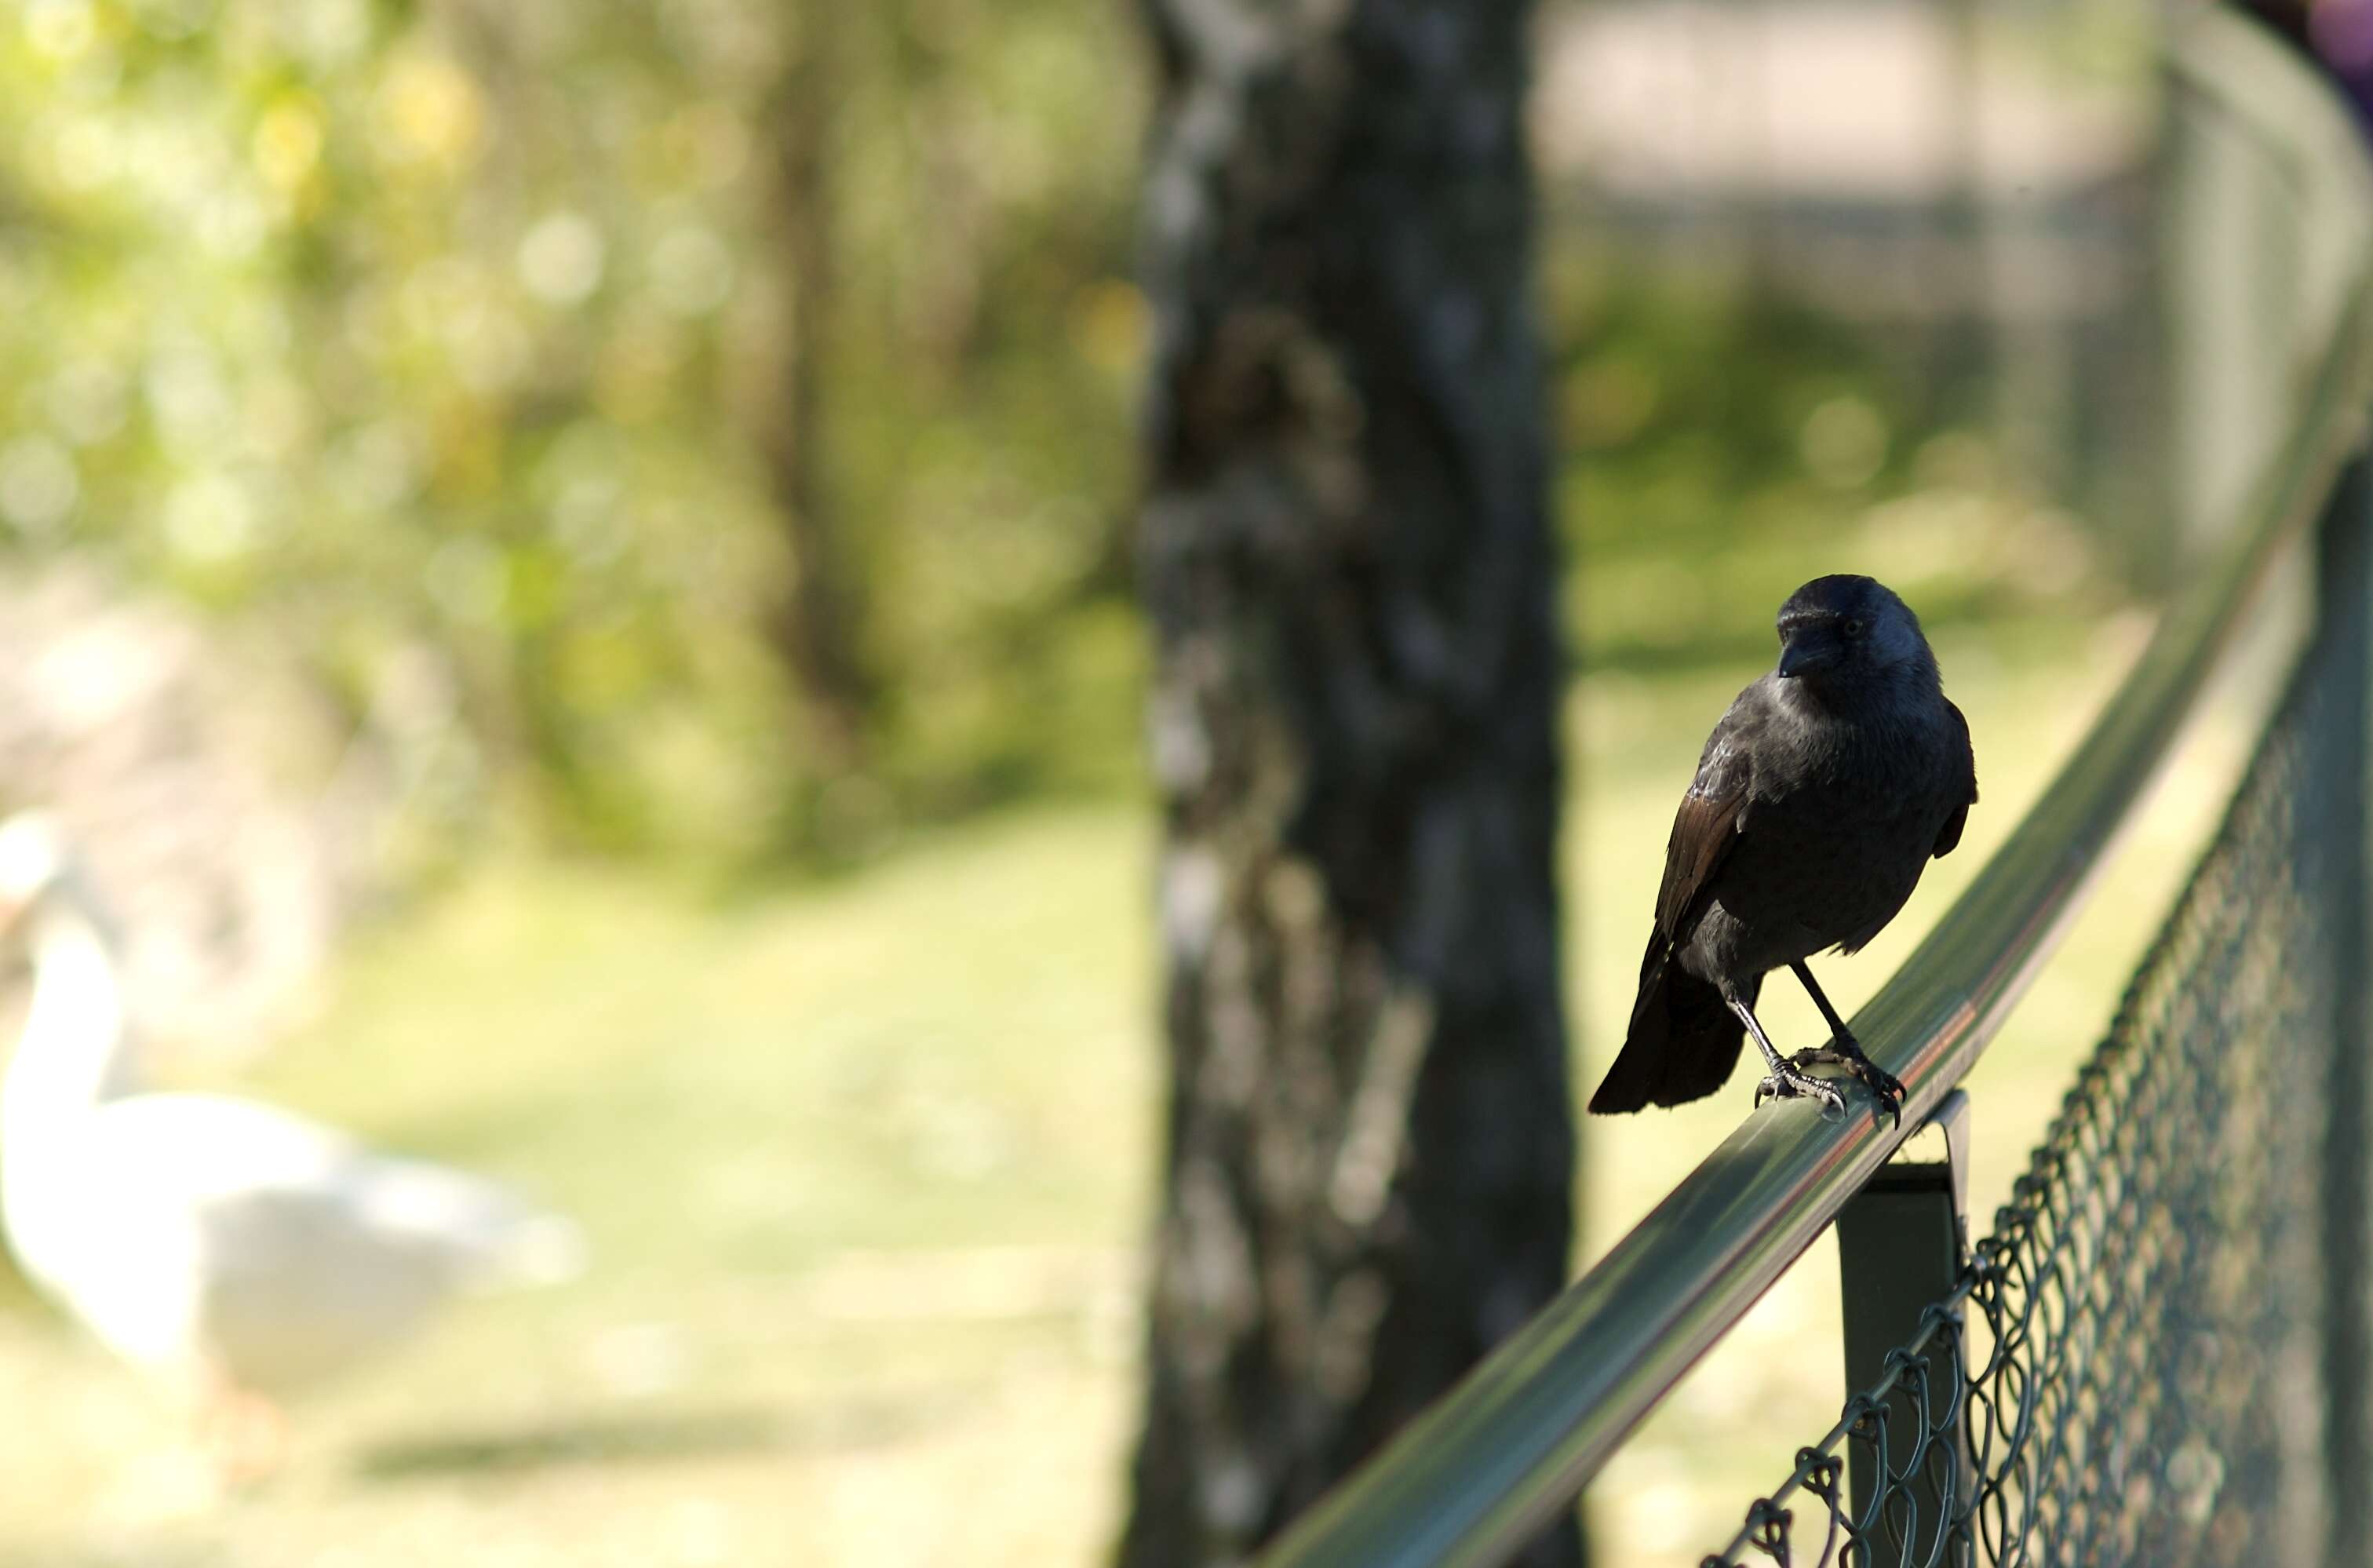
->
[764, 6, 874, 763]
[1122, 2, 1577, 1565]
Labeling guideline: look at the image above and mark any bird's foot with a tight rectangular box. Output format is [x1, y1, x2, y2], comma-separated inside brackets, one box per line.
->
[1754, 1060, 1847, 1116]
[1788, 1036, 1905, 1126]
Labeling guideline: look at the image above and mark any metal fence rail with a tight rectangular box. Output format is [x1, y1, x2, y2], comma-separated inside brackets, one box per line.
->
[1256, 13, 2373, 1568]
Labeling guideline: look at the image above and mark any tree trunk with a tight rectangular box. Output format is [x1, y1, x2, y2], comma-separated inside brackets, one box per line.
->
[1121, 2, 1578, 1565]
[764, 6, 873, 763]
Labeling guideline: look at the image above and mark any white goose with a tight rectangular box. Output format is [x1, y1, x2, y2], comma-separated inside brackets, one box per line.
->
[0, 813, 583, 1476]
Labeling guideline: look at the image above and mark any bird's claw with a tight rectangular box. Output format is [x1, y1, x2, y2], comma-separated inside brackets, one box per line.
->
[1788, 1037, 1905, 1127]
[1755, 1063, 1847, 1116]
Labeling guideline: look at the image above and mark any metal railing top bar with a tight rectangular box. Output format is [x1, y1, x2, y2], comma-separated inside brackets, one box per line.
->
[1256, 21, 2373, 1568]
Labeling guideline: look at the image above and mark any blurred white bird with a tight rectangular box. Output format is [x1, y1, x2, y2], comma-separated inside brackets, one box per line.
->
[0, 811, 585, 1480]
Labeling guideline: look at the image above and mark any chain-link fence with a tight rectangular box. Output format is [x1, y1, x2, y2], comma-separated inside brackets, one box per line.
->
[1704, 486, 2372, 1567]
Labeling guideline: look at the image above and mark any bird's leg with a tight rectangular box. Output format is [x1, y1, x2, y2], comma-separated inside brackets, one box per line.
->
[193, 1368, 288, 1490]
[229, 1392, 290, 1486]
[1726, 992, 1846, 1115]
[1787, 961, 1905, 1124]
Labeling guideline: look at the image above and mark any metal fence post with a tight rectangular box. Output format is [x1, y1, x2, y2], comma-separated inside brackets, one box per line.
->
[1835, 1090, 1971, 1561]
[2319, 454, 2372, 1564]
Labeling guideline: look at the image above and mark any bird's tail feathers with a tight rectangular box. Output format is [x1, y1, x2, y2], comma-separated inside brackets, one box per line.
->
[483, 1212, 589, 1291]
[1588, 944, 1752, 1114]
[443, 1202, 589, 1296]
[362, 1159, 589, 1293]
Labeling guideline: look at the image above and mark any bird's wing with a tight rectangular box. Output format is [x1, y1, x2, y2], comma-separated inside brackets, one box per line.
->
[1930, 698, 1979, 859]
[82, 1093, 579, 1289]
[60, 1092, 581, 1391]
[1653, 710, 1756, 937]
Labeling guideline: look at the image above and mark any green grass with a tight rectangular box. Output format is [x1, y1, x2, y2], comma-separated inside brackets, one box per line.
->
[0, 593, 2303, 1566]
[0, 808, 1162, 1566]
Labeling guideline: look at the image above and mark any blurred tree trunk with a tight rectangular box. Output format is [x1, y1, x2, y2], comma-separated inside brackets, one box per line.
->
[1121, 2, 1578, 1566]
[764, 5, 873, 762]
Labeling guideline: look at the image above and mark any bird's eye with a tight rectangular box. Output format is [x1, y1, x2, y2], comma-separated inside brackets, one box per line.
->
[1843, 618, 1864, 638]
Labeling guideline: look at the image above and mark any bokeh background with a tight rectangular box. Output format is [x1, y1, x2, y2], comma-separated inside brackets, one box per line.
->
[0, 0, 2303, 1563]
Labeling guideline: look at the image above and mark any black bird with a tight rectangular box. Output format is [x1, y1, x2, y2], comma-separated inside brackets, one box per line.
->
[1589, 574, 1978, 1121]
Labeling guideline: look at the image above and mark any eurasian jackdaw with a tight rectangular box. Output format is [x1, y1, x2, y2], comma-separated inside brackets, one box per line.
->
[1589, 574, 1978, 1121]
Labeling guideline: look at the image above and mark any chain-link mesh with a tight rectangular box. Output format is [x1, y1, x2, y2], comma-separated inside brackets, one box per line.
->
[1703, 523, 2371, 1567]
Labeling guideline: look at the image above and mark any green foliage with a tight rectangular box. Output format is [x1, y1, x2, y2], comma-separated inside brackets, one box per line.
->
[0, 0, 1144, 862]
[0, 1, 2109, 867]
[1545, 246, 2116, 673]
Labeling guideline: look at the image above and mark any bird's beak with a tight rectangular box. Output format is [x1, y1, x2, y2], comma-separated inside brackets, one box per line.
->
[1777, 639, 1836, 680]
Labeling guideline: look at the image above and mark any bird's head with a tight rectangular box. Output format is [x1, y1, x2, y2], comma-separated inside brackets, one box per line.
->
[0, 812, 73, 932]
[1773, 574, 1934, 691]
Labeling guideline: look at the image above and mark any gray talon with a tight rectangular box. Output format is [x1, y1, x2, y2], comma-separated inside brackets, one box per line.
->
[1756, 1065, 1846, 1114]
[1788, 1037, 1905, 1125]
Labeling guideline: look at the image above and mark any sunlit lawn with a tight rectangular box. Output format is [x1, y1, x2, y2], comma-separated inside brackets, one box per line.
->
[0, 586, 2303, 1566]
